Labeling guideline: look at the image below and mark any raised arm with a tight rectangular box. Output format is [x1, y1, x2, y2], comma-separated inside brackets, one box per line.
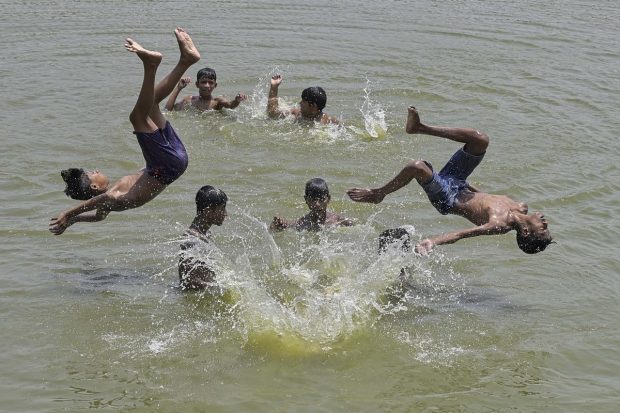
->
[415, 223, 507, 255]
[215, 93, 247, 110]
[164, 77, 192, 111]
[267, 74, 286, 119]
[49, 193, 114, 235]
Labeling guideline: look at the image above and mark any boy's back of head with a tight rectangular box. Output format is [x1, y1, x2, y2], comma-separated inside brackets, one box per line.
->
[301, 87, 327, 111]
[61, 168, 95, 200]
[516, 231, 553, 254]
[196, 67, 217, 82]
[379, 228, 412, 253]
[196, 185, 227, 212]
[305, 178, 330, 200]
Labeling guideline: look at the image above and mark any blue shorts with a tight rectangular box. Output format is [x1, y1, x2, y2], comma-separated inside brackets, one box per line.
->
[135, 121, 188, 185]
[421, 147, 484, 215]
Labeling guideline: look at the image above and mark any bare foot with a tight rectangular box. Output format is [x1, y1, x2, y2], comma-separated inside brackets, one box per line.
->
[405, 105, 423, 134]
[174, 27, 200, 64]
[124, 38, 162, 66]
[346, 188, 385, 204]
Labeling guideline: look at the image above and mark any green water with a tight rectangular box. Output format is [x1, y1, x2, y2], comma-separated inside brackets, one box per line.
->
[2, 0, 619, 411]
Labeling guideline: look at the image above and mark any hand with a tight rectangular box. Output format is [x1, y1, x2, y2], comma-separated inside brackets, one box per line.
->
[49, 213, 72, 235]
[270, 74, 283, 87]
[415, 239, 435, 255]
[270, 216, 287, 231]
[178, 76, 191, 90]
[235, 93, 247, 102]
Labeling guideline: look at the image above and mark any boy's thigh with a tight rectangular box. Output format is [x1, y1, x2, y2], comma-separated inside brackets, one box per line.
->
[438, 148, 485, 181]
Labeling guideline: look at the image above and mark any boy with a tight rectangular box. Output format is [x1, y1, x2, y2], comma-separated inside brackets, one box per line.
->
[165, 67, 247, 111]
[270, 178, 353, 231]
[347, 106, 553, 254]
[267, 74, 340, 124]
[178, 185, 228, 290]
[49, 28, 201, 235]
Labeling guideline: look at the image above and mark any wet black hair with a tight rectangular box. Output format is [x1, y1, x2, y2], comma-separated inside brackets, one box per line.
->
[195, 185, 227, 212]
[378, 228, 412, 253]
[61, 168, 96, 200]
[304, 178, 330, 200]
[516, 232, 553, 254]
[196, 67, 216, 82]
[301, 86, 327, 111]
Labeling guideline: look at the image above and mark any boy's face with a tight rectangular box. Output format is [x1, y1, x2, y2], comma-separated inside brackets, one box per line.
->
[202, 204, 227, 226]
[196, 76, 217, 97]
[521, 212, 550, 239]
[86, 170, 110, 192]
[305, 194, 330, 212]
[299, 99, 319, 118]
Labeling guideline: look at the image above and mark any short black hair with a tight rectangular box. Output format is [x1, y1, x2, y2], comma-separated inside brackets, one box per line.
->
[301, 87, 327, 111]
[516, 232, 553, 254]
[195, 185, 227, 212]
[379, 228, 412, 253]
[304, 178, 330, 200]
[61, 168, 96, 200]
[196, 67, 216, 82]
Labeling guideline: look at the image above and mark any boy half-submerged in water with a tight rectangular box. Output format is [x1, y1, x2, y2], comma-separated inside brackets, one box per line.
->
[270, 178, 354, 232]
[165, 67, 247, 112]
[267, 74, 340, 125]
[50, 28, 201, 235]
[178, 185, 228, 290]
[348, 106, 553, 254]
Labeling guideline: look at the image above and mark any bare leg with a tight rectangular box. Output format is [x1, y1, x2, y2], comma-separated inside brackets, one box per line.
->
[148, 27, 201, 129]
[347, 159, 432, 203]
[406, 106, 489, 155]
[125, 38, 163, 133]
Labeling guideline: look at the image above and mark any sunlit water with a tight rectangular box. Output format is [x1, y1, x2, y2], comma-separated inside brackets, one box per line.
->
[2, 0, 619, 411]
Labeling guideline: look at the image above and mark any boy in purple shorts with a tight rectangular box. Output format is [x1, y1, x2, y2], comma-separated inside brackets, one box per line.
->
[347, 106, 553, 254]
[49, 28, 201, 235]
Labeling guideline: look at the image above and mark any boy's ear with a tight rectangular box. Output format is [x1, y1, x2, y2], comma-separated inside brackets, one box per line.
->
[90, 183, 99, 191]
[195, 81, 199, 87]
[213, 82, 218, 89]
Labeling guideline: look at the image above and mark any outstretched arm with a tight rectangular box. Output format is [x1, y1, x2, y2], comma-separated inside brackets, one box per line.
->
[415, 223, 507, 255]
[267, 74, 286, 119]
[270, 216, 294, 231]
[49, 193, 113, 235]
[164, 77, 192, 111]
[216, 93, 248, 110]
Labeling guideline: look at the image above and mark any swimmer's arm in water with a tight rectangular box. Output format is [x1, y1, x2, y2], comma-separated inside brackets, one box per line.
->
[164, 76, 192, 111]
[49, 193, 113, 235]
[414, 223, 505, 254]
[215, 93, 247, 110]
[267, 74, 288, 119]
[270, 216, 294, 231]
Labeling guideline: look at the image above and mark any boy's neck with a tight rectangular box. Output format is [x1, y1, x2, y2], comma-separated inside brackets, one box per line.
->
[307, 209, 327, 223]
[190, 216, 212, 235]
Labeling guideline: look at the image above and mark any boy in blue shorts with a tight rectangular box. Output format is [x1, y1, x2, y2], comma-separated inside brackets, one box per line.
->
[347, 106, 553, 254]
[49, 28, 201, 235]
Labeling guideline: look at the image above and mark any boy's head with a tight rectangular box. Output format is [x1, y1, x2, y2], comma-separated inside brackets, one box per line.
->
[196, 67, 217, 97]
[304, 178, 330, 211]
[195, 185, 228, 225]
[379, 228, 412, 253]
[300, 87, 327, 116]
[516, 212, 553, 254]
[61, 168, 109, 200]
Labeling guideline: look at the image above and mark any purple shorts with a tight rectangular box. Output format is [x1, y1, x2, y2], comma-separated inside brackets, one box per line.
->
[421, 147, 484, 215]
[135, 121, 188, 185]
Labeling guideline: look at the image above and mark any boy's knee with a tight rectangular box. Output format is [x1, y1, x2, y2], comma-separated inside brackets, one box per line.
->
[477, 131, 490, 150]
[404, 159, 431, 177]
